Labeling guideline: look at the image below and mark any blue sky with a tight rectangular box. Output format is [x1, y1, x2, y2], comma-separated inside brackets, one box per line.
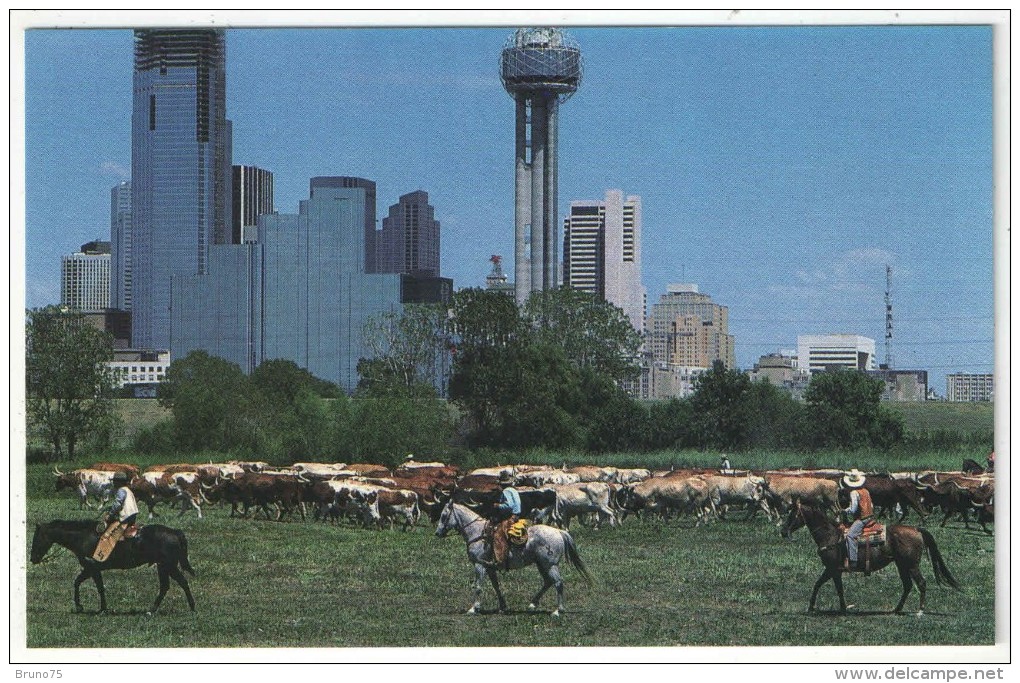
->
[21, 23, 995, 394]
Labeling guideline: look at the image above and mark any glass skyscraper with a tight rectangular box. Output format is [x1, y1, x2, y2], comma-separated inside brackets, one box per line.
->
[131, 29, 231, 350]
[109, 180, 132, 311]
[171, 180, 403, 393]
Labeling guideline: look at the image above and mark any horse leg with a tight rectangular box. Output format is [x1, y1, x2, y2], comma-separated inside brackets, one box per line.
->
[548, 564, 566, 617]
[910, 565, 927, 615]
[892, 563, 914, 614]
[169, 566, 197, 611]
[807, 567, 832, 612]
[467, 564, 486, 615]
[487, 567, 508, 614]
[150, 565, 171, 614]
[92, 571, 108, 613]
[72, 569, 91, 613]
[528, 564, 555, 612]
[832, 571, 849, 612]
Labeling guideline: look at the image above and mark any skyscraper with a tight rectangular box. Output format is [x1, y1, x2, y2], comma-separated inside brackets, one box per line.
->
[562, 190, 646, 333]
[62, 241, 111, 313]
[131, 29, 231, 350]
[647, 284, 735, 399]
[376, 190, 440, 276]
[171, 180, 403, 391]
[309, 177, 376, 273]
[232, 165, 274, 243]
[500, 28, 583, 303]
[109, 180, 132, 311]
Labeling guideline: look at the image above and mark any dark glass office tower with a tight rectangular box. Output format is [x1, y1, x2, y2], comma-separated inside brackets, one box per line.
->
[309, 177, 377, 273]
[131, 29, 231, 350]
[232, 165, 274, 243]
[377, 190, 440, 277]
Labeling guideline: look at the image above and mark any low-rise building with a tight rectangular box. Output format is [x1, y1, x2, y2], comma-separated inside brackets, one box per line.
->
[108, 349, 170, 396]
[946, 373, 994, 402]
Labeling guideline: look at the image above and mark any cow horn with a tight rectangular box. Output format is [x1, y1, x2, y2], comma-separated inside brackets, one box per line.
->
[53, 466, 63, 476]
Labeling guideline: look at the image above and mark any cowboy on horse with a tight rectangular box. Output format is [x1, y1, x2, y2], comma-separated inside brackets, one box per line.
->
[92, 471, 139, 563]
[839, 469, 874, 570]
[482, 471, 521, 571]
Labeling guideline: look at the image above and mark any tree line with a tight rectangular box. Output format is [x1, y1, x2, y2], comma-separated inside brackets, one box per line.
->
[26, 291, 915, 463]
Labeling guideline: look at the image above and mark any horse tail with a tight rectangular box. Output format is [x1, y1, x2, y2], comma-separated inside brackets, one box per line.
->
[562, 531, 594, 587]
[919, 528, 960, 590]
[176, 530, 196, 576]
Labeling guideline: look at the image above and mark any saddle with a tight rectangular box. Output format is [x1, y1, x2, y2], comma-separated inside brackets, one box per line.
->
[92, 523, 141, 562]
[507, 519, 531, 546]
[839, 520, 886, 574]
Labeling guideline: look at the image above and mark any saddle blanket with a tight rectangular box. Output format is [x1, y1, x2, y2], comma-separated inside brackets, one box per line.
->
[840, 521, 886, 546]
[508, 519, 531, 545]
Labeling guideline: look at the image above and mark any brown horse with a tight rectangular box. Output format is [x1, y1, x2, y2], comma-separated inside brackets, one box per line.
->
[781, 501, 960, 615]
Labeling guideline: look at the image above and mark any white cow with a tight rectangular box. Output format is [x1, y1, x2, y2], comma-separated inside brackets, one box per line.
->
[550, 482, 618, 530]
[54, 468, 115, 509]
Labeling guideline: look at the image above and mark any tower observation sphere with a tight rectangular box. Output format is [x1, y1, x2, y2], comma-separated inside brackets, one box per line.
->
[500, 28, 583, 303]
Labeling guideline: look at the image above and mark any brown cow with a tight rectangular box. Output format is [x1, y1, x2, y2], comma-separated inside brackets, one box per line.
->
[87, 463, 141, 478]
[763, 474, 840, 514]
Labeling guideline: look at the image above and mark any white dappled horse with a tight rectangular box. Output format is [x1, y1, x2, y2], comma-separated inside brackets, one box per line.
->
[435, 500, 593, 617]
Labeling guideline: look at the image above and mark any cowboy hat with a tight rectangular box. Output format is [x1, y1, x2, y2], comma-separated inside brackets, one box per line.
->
[497, 471, 514, 485]
[842, 469, 866, 489]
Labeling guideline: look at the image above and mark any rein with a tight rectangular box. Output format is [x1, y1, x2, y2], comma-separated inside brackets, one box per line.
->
[450, 505, 487, 546]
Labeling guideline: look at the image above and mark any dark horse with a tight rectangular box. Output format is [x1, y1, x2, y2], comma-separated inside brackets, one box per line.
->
[30, 520, 196, 614]
[780, 502, 960, 615]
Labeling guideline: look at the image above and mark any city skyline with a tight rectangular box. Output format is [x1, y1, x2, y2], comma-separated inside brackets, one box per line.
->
[21, 18, 998, 393]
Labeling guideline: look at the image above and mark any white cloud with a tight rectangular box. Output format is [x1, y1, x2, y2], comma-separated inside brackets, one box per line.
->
[99, 160, 130, 179]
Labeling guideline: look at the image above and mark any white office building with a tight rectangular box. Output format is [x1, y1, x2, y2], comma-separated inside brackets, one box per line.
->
[797, 334, 876, 374]
[563, 190, 645, 333]
[61, 242, 111, 313]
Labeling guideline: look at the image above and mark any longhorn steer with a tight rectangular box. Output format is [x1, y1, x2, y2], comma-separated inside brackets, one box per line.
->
[550, 482, 618, 529]
[54, 469, 115, 509]
[763, 475, 840, 514]
[703, 474, 776, 521]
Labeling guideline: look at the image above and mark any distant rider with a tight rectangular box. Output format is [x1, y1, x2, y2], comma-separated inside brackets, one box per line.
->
[839, 469, 873, 569]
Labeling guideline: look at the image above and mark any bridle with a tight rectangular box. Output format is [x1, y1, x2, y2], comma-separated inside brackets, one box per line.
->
[442, 501, 487, 546]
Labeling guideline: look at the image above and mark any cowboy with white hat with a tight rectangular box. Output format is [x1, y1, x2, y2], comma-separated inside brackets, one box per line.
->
[839, 469, 873, 569]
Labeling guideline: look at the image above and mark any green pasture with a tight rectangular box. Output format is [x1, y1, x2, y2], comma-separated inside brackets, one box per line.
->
[22, 462, 995, 649]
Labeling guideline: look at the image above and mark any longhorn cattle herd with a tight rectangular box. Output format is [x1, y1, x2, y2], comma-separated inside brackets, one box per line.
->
[52, 460, 995, 534]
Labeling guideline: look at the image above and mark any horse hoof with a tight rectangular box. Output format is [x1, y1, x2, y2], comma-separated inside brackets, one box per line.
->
[527, 603, 537, 612]
[466, 607, 477, 615]
[551, 610, 561, 618]
[915, 610, 924, 618]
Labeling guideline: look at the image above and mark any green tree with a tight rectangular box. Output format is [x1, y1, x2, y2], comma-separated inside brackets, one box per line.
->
[689, 360, 754, 450]
[523, 287, 641, 384]
[26, 307, 117, 461]
[744, 379, 806, 450]
[158, 351, 260, 454]
[447, 289, 528, 443]
[361, 304, 448, 391]
[803, 369, 904, 449]
[251, 358, 342, 402]
[349, 394, 454, 466]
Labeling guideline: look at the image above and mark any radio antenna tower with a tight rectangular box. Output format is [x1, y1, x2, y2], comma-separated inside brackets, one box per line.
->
[884, 265, 894, 370]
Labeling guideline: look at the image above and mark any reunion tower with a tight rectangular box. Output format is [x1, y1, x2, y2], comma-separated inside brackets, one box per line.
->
[500, 28, 583, 303]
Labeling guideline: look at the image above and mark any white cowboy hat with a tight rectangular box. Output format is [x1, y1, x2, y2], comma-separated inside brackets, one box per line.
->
[842, 469, 866, 489]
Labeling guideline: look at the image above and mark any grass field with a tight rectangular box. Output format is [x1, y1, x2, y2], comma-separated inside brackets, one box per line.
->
[22, 462, 996, 650]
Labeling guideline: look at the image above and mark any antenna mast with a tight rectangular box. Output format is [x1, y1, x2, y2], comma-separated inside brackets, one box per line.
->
[884, 264, 893, 370]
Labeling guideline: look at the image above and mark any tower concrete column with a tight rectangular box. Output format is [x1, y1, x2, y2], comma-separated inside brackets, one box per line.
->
[514, 98, 531, 304]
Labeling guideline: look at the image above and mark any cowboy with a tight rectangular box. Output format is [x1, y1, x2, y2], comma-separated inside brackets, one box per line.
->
[92, 471, 139, 562]
[986, 451, 995, 473]
[839, 469, 874, 570]
[485, 471, 521, 570]
[720, 455, 732, 472]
